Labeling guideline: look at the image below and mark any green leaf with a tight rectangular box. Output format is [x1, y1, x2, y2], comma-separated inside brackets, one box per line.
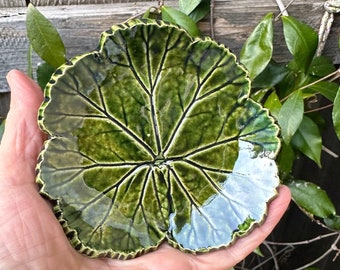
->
[282, 16, 318, 73]
[253, 246, 264, 257]
[304, 80, 339, 101]
[252, 60, 289, 88]
[264, 91, 281, 119]
[277, 68, 309, 98]
[0, 119, 5, 143]
[26, 3, 66, 68]
[240, 13, 274, 80]
[161, 6, 201, 37]
[333, 87, 340, 140]
[278, 90, 304, 144]
[188, 0, 210, 23]
[179, 0, 203, 15]
[277, 143, 295, 178]
[37, 62, 56, 90]
[36, 20, 280, 259]
[308, 56, 336, 77]
[324, 215, 340, 230]
[287, 180, 336, 218]
[291, 116, 322, 167]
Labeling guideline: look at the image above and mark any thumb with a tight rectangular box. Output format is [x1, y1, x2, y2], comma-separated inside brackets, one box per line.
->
[0, 70, 45, 172]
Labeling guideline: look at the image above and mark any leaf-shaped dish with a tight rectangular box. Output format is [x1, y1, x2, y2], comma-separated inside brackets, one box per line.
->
[37, 19, 280, 259]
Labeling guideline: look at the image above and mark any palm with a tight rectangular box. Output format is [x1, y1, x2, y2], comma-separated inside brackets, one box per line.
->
[0, 70, 290, 270]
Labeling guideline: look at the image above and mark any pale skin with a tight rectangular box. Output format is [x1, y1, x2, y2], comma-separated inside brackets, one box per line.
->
[0, 70, 291, 270]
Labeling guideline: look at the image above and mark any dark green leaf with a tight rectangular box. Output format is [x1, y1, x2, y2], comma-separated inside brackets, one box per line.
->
[264, 91, 281, 119]
[278, 90, 304, 144]
[332, 87, 340, 140]
[308, 56, 336, 77]
[26, 3, 66, 68]
[0, 119, 5, 143]
[324, 215, 340, 230]
[37, 62, 56, 90]
[277, 68, 308, 98]
[253, 246, 264, 257]
[282, 16, 318, 73]
[277, 143, 295, 178]
[161, 6, 201, 37]
[240, 13, 274, 80]
[251, 88, 270, 103]
[291, 116, 322, 167]
[179, 0, 203, 15]
[252, 60, 289, 88]
[142, 8, 151, 19]
[304, 80, 339, 101]
[188, 0, 210, 23]
[36, 20, 280, 258]
[287, 180, 336, 218]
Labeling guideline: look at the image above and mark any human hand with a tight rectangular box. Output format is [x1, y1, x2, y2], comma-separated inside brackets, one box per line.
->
[0, 70, 291, 270]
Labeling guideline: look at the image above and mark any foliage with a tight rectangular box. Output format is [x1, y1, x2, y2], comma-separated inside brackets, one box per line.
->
[238, 10, 340, 269]
[239, 12, 340, 229]
[22, 0, 340, 268]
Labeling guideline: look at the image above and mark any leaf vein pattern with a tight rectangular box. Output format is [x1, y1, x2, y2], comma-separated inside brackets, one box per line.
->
[182, 136, 239, 159]
[120, 31, 150, 96]
[163, 51, 242, 154]
[195, 163, 250, 215]
[142, 26, 162, 153]
[87, 190, 117, 244]
[77, 165, 148, 213]
[169, 167, 219, 231]
[151, 170, 168, 226]
[75, 88, 155, 158]
[215, 102, 241, 142]
[183, 159, 232, 174]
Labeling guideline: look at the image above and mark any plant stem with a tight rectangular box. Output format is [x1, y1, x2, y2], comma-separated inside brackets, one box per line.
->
[280, 68, 340, 103]
[266, 231, 339, 246]
[304, 103, 333, 114]
[27, 44, 33, 79]
[292, 234, 340, 270]
[275, 0, 289, 16]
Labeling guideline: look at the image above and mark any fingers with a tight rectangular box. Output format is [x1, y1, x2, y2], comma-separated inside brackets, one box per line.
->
[0, 70, 45, 182]
[192, 185, 291, 270]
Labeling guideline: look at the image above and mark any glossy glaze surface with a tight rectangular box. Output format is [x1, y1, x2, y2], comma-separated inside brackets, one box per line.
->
[37, 19, 280, 259]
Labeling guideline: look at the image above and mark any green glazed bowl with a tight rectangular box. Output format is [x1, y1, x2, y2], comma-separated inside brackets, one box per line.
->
[36, 19, 280, 259]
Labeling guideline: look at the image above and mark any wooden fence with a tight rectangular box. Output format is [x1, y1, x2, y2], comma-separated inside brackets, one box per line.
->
[1, 0, 339, 116]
